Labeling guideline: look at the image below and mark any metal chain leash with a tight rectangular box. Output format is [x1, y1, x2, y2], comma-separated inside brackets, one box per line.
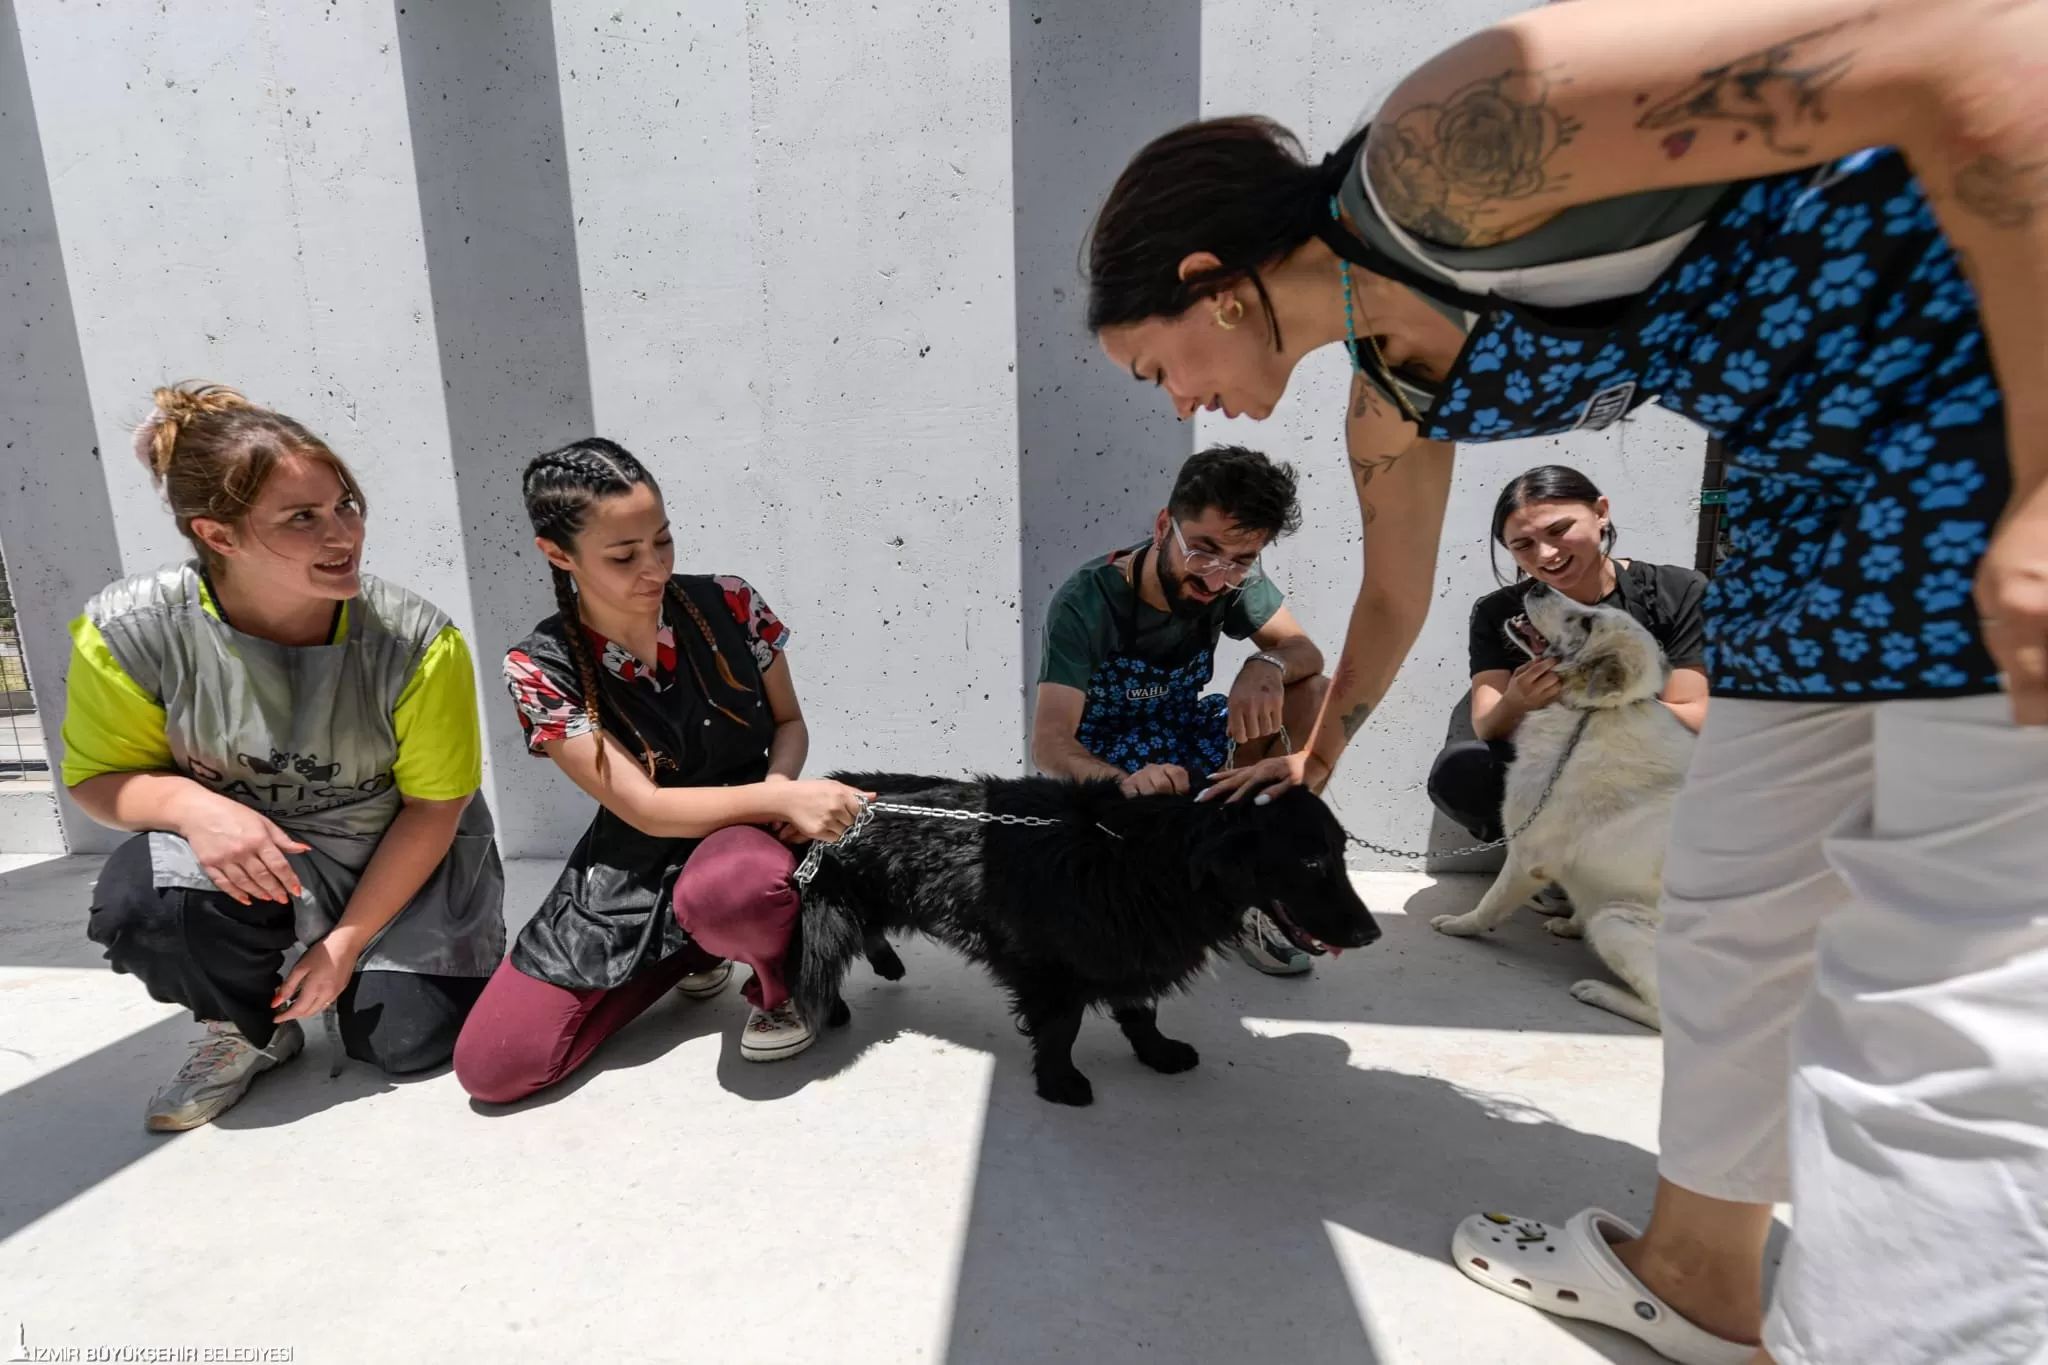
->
[791, 796, 1065, 888]
[788, 713, 1584, 885]
[1344, 712, 1591, 863]
[1220, 719, 1292, 776]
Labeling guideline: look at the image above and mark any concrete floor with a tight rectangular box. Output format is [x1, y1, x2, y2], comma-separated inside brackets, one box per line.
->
[1, 853, 1676, 1365]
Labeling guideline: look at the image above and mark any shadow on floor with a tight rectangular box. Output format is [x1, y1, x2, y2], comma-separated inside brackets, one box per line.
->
[0, 856, 108, 970]
[3, 860, 1765, 1362]
[0, 1013, 192, 1241]
[941, 1034, 1671, 1365]
[688, 913, 1678, 1365]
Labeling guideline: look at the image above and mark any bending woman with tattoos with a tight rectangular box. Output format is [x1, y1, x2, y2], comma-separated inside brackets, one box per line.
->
[1086, 2, 2048, 1362]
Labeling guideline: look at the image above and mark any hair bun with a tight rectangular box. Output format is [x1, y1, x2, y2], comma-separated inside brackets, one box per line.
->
[133, 382, 252, 482]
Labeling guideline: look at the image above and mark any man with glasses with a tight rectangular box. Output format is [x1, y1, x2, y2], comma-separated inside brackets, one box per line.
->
[1031, 445, 1330, 975]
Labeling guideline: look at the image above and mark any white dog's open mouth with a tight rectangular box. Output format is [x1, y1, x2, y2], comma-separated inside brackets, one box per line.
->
[1268, 901, 1340, 958]
[1504, 613, 1549, 659]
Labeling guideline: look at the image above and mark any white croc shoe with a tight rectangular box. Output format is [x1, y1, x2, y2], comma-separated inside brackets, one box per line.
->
[1450, 1209, 1757, 1365]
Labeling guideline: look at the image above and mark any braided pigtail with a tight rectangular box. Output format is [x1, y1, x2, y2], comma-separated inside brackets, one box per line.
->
[667, 580, 753, 727]
[548, 564, 617, 784]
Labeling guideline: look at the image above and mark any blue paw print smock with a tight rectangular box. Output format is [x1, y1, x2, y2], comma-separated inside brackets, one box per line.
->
[1073, 544, 1233, 778]
[1327, 138, 2006, 701]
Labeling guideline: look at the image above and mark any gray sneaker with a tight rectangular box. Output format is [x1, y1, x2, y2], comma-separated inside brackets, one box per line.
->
[144, 1020, 304, 1132]
[1232, 908, 1314, 976]
[675, 961, 733, 1001]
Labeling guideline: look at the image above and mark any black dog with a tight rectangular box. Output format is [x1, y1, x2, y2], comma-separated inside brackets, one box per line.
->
[794, 772, 1381, 1106]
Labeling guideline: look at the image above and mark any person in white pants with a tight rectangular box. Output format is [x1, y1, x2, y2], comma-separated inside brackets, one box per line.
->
[1078, 0, 2048, 1356]
[1640, 693, 2047, 1363]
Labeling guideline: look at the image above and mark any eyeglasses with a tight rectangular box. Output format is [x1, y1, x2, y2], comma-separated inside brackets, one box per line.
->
[1170, 520, 1261, 586]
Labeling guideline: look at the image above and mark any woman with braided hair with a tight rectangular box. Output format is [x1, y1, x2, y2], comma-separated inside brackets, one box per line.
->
[68, 382, 504, 1130]
[452, 438, 868, 1101]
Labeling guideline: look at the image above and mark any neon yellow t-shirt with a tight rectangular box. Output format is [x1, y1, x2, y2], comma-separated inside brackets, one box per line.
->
[61, 597, 482, 801]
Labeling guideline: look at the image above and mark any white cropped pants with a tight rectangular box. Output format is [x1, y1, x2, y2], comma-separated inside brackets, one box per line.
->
[1653, 694, 2048, 1364]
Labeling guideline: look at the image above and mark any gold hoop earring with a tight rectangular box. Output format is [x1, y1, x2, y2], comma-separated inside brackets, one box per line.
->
[1213, 297, 1245, 330]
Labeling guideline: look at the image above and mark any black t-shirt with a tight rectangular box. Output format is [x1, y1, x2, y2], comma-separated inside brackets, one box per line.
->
[1467, 559, 1708, 679]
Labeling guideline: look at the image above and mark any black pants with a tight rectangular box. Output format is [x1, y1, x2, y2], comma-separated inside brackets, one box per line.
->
[86, 835, 486, 1074]
[1426, 739, 1518, 843]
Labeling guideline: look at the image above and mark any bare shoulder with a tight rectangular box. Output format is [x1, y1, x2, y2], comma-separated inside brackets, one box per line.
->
[1360, 0, 2011, 248]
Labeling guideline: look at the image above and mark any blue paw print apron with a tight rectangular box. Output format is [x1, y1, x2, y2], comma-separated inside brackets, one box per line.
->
[1326, 148, 2005, 700]
[1074, 545, 1233, 778]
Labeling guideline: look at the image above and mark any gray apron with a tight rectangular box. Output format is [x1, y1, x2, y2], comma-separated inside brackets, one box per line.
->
[85, 563, 505, 977]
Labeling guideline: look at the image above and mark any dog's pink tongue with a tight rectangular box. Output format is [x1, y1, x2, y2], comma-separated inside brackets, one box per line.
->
[1328, 946, 1344, 958]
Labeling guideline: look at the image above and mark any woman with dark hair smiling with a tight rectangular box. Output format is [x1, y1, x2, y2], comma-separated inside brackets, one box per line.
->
[1428, 464, 1708, 853]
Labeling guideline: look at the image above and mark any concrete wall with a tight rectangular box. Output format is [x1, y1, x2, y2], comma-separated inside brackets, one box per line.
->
[1, 0, 1702, 866]
[1013, 0, 1198, 699]
[3, 0, 1021, 859]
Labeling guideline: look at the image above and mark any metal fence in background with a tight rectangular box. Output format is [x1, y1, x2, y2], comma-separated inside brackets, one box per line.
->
[0, 553, 50, 784]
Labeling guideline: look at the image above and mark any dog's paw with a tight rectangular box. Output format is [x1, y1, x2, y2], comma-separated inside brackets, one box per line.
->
[1543, 916, 1585, 939]
[1134, 1037, 1200, 1074]
[1570, 980, 1662, 1032]
[1432, 913, 1482, 937]
[827, 998, 852, 1028]
[1035, 1070, 1095, 1107]
[865, 942, 907, 981]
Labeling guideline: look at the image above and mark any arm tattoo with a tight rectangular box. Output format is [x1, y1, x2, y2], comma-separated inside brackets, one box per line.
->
[1328, 659, 1373, 742]
[1367, 70, 1579, 247]
[1349, 449, 1405, 489]
[1351, 375, 1380, 421]
[1634, 19, 1861, 157]
[1953, 154, 2047, 230]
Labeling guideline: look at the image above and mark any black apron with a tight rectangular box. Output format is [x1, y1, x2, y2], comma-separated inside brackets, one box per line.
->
[509, 576, 777, 991]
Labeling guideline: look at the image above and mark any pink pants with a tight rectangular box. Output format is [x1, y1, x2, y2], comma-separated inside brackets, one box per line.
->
[453, 827, 799, 1104]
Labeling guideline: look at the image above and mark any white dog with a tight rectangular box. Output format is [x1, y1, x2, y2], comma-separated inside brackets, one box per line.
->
[1431, 585, 1695, 1030]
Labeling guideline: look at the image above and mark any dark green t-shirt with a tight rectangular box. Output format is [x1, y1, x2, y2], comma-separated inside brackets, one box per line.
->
[1037, 543, 1285, 690]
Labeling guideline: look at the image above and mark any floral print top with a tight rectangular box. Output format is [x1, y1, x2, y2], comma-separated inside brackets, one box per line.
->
[504, 575, 789, 753]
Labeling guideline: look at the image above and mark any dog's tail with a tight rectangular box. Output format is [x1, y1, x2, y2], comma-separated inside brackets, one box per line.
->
[792, 864, 868, 1030]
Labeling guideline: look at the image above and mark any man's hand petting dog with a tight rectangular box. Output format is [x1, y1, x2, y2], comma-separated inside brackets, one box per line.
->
[1226, 661, 1285, 744]
[1119, 763, 1189, 798]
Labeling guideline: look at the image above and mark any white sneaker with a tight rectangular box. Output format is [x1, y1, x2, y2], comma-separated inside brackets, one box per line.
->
[675, 961, 733, 1000]
[144, 1020, 304, 1132]
[740, 1000, 814, 1062]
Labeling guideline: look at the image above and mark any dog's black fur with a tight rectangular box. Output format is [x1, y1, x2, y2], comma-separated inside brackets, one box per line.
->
[794, 772, 1381, 1105]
